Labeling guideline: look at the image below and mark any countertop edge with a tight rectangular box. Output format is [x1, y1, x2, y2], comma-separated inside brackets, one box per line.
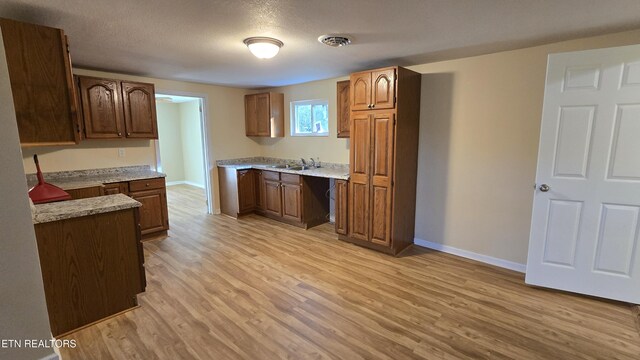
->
[217, 164, 350, 180]
[32, 194, 142, 225]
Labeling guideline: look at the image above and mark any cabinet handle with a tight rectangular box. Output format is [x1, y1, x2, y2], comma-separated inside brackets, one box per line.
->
[127, 132, 131, 136]
[118, 132, 122, 136]
[371, 104, 375, 108]
[146, 183, 150, 187]
[367, 104, 372, 109]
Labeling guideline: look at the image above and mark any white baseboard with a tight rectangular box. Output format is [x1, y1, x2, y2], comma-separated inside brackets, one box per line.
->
[166, 180, 205, 189]
[184, 181, 205, 189]
[414, 238, 526, 273]
[166, 181, 185, 186]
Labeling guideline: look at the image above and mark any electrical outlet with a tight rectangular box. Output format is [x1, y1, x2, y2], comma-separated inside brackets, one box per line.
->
[118, 148, 126, 157]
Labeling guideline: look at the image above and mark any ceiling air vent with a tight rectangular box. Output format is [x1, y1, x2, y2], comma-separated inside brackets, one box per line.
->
[318, 34, 351, 47]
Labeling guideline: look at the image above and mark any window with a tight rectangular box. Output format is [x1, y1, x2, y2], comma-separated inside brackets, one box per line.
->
[290, 99, 329, 136]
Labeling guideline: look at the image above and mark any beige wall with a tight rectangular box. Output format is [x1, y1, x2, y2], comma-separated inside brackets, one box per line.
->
[408, 29, 640, 265]
[256, 29, 640, 266]
[0, 30, 55, 360]
[259, 76, 350, 164]
[157, 102, 185, 183]
[21, 68, 255, 211]
[179, 100, 205, 187]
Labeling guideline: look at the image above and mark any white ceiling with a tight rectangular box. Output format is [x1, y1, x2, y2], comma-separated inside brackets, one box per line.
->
[1, 0, 640, 88]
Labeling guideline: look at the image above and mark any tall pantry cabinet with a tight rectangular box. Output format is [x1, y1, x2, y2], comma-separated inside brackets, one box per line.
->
[342, 66, 421, 255]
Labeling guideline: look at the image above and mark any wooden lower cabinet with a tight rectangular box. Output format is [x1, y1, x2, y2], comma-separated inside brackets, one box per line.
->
[281, 180, 302, 223]
[335, 180, 348, 235]
[254, 170, 264, 213]
[130, 189, 169, 236]
[237, 170, 256, 214]
[218, 167, 329, 229]
[104, 178, 168, 239]
[104, 182, 129, 195]
[33, 207, 145, 337]
[66, 185, 105, 199]
[263, 178, 282, 217]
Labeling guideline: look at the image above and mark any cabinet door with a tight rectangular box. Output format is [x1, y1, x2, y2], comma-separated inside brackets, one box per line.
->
[348, 113, 371, 241]
[350, 71, 372, 111]
[282, 183, 302, 222]
[255, 170, 265, 211]
[369, 112, 395, 246]
[263, 180, 282, 217]
[103, 182, 129, 196]
[335, 179, 348, 235]
[121, 81, 158, 139]
[0, 18, 80, 146]
[237, 170, 256, 213]
[130, 189, 169, 235]
[78, 76, 125, 139]
[336, 80, 351, 138]
[255, 93, 271, 136]
[244, 94, 258, 136]
[371, 68, 396, 110]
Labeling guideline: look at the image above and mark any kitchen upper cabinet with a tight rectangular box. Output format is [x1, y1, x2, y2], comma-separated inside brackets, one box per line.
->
[76, 76, 158, 139]
[350, 71, 371, 111]
[342, 66, 421, 256]
[350, 67, 396, 111]
[336, 80, 351, 138]
[0, 18, 81, 146]
[78, 76, 124, 139]
[244, 92, 284, 137]
[121, 81, 158, 138]
[371, 69, 396, 110]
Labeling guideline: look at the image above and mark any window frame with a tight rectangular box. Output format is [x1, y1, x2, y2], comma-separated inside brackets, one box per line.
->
[289, 99, 329, 137]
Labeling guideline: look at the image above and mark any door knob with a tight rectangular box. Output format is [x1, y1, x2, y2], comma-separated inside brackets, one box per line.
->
[539, 184, 550, 192]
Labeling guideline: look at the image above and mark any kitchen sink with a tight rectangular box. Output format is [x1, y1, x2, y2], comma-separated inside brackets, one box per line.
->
[269, 164, 311, 171]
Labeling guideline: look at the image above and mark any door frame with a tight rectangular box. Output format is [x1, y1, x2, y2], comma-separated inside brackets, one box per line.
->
[154, 90, 213, 214]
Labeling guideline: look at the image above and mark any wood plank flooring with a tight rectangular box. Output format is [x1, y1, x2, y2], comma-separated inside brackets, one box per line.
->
[60, 185, 640, 359]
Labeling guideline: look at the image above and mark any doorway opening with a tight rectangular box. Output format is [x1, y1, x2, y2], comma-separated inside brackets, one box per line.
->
[155, 92, 212, 214]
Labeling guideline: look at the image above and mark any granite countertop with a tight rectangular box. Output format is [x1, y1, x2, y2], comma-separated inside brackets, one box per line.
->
[217, 157, 350, 180]
[26, 165, 166, 190]
[32, 194, 141, 224]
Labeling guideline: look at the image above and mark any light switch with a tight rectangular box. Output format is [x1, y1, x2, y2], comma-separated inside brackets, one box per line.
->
[118, 148, 126, 157]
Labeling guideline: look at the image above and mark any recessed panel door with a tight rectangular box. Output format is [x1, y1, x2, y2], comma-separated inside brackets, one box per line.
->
[527, 44, 640, 304]
[349, 112, 371, 241]
[369, 112, 394, 246]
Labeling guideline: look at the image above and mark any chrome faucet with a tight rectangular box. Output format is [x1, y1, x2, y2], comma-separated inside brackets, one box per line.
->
[300, 158, 307, 166]
[309, 158, 316, 168]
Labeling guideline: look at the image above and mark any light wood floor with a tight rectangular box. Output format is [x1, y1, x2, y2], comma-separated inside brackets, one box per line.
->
[61, 185, 640, 359]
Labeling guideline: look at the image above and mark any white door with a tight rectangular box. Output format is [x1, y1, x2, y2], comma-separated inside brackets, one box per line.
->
[526, 44, 640, 304]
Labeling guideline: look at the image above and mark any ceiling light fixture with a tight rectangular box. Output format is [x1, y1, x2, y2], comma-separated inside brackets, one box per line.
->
[243, 37, 283, 59]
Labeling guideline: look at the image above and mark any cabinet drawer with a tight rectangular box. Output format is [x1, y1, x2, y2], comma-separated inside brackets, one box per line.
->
[281, 173, 300, 185]
[129, 178, 165, 192]
[263, 170, 280, 181]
